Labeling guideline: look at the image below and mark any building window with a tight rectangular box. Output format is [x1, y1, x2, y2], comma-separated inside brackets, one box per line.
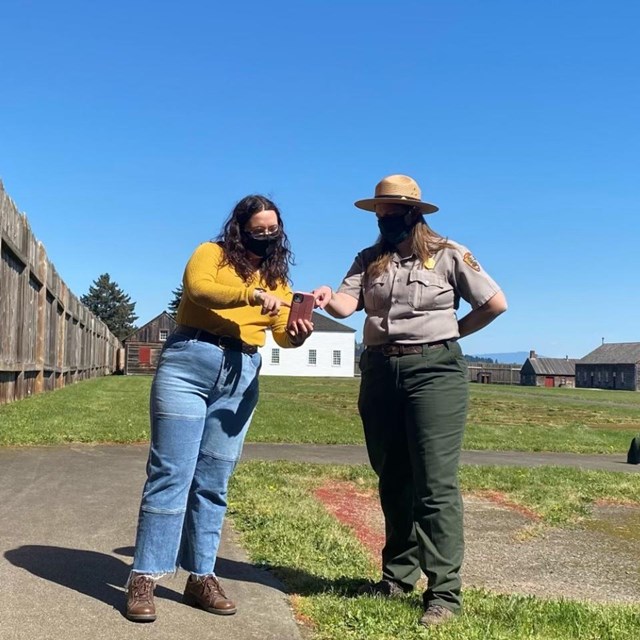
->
[332, 350, 341, 366]
[308, 349, 317, 366]
[605, 371, 609, 382]
[271, 348, 280, 365]
[159, 330, 168, 342]
[621, 371, 626, 383]
[597, 371, 601, 382]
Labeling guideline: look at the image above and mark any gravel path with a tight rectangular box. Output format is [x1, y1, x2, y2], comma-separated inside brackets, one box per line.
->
[314, 478, 640, 605]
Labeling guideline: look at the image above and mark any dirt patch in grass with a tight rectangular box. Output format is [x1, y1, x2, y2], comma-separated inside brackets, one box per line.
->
[313, 482, 384, 558]
[585, 423, 640, 431]
[289, 595, 317, 632]
[314, 479, 640, 604]
[469, 489, 541, 520]
[585, 504, 640, 542]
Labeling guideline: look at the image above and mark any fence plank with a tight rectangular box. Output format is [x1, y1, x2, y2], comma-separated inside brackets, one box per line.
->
[0, 182, 122, 405]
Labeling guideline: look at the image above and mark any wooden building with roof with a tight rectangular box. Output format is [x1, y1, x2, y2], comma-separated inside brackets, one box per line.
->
[520, 350, 577, 388]
[467, 362, 521, 385]
[123, 311, 177, 375]
[575, 342, 640, 391]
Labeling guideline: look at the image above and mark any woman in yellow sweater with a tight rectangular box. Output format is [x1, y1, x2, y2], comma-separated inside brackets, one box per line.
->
[126, 195, 312, 622]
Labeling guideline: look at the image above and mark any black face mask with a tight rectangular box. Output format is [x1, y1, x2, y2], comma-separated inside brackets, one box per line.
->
[241, 232, 279, 258]
[377, 212, 419, 245]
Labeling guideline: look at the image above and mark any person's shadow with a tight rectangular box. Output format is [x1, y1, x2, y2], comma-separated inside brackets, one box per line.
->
[5, 544, 364, 618]
[4, 545, 180, 617]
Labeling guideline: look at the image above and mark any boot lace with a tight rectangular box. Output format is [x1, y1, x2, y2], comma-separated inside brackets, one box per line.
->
[131, 576, 154, 603]
[201, 575, 226, 599]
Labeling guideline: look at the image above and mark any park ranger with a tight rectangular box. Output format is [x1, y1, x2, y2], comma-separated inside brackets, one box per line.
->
[313, 174, 507, 628]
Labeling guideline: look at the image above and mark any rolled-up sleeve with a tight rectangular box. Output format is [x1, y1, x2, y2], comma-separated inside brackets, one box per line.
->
[337, 252, 366, 311]
[451, 244, 501, 309]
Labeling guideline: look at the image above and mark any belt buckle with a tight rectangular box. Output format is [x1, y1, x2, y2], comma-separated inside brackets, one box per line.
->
[382, 344, 395, 356]
[218, 335, 233, 349]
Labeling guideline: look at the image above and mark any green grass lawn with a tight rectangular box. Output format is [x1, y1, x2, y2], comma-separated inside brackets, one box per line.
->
[1, 375, 640, 452]
[3, 377, 640, 638]
[228, 461, 640, 640]
[0, 376, 151, 445]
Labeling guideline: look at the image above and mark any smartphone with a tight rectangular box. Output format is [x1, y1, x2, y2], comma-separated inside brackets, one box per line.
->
[287, 292, 315, 329]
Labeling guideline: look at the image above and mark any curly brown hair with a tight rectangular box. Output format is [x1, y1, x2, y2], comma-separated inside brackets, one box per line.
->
[215, 195, 294, 289]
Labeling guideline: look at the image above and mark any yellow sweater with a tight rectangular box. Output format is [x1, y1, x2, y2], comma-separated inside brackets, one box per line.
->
[176, 242, 295, 347]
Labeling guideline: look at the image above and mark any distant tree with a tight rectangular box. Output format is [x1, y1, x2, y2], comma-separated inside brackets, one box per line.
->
[81, 273, 138, 340]
[464, 355, 496, 364]
[168, 284, 183, 318]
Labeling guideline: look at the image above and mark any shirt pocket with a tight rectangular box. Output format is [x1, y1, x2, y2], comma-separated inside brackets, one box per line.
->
[363, 272, 390, 312]
[408, 270, 450, 310]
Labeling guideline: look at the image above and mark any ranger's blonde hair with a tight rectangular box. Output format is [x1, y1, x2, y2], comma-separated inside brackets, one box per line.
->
[366, 214, 452, 279]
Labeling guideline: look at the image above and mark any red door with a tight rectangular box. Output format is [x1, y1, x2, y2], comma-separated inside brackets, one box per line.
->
[544, 377, 554, 387]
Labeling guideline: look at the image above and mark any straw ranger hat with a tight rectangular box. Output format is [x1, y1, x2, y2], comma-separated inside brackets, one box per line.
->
[354, 174, 439, 214]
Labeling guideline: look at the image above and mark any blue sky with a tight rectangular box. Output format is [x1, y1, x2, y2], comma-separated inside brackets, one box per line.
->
[1, 1, 638, 358]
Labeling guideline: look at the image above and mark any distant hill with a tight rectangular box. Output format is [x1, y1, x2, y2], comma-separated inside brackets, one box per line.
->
[471, 351, 529, 365]
[358, 343, 530, 365]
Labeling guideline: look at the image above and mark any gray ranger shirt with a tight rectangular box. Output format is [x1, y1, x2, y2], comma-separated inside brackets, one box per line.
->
[337, 239, 501, 346]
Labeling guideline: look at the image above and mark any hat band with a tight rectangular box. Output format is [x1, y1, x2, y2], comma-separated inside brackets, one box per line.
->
[374, 194, 421, 202]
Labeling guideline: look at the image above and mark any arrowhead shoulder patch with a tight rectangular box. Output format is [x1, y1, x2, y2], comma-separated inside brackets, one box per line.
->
[463, 251, 481, 272]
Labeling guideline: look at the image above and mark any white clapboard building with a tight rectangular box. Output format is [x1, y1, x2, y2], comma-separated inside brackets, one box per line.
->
[258, 311, 356, 377]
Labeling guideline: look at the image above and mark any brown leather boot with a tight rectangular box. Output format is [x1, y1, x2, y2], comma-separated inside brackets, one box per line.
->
[126, 574, 157, 622]
[182, 574, 237, 615]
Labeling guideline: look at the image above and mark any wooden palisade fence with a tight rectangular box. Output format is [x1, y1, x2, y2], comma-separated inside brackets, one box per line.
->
[0, 181, 122, 405]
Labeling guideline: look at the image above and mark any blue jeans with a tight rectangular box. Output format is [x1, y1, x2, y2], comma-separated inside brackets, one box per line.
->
[131, 331, 261, 578]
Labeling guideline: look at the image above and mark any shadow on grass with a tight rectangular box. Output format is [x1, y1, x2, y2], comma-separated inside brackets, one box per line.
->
[254, 563, 369, 597]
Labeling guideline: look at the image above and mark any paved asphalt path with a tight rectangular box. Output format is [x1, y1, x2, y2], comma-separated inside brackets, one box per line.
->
[0, 444, 302, 640]
[243, 442, 640, 474]
[1, 442, 637, 640]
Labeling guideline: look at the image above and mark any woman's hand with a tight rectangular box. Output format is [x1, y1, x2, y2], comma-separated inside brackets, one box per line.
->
[253, 290, 289, 317]
[287, 318, 314, 346]
[312, 285, 333, 309]
[311, 286, 358, 319]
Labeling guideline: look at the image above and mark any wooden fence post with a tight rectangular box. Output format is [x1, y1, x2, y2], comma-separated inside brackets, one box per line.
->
[0, 182, 122, 405]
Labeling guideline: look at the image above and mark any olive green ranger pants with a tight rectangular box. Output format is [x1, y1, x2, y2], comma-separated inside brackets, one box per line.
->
[358, 340, 468, 612]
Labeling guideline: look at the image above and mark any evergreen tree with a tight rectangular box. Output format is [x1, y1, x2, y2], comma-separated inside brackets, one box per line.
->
[464, 354, 496, 364]
[168, 284, 183, 318]
[81, 273, 138, 340]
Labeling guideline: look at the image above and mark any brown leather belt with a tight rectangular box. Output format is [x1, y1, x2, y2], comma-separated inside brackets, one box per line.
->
[367, 340, 450, 356]
[175, 325, 258, 355]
